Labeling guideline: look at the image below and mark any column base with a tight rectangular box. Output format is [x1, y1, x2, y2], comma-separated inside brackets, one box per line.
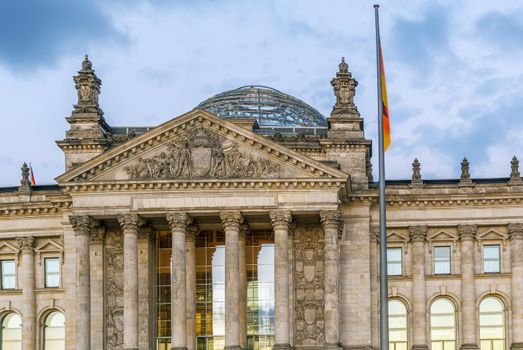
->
[171, 347, 188, 350]
[412, 346, 429, 350]
[460, 344, 479, 350]
[325, 343, 343, 350]
[342, 346, 374, 350]
[124, 348, 139, 350]
[274, 343, 293, 350]
[511, 344, 523, 350]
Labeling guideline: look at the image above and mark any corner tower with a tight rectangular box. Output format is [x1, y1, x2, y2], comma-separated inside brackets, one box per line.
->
[56, 55, 112, 171]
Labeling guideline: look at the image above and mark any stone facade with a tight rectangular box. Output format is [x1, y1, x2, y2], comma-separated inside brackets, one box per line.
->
[0, 57, 522, 350]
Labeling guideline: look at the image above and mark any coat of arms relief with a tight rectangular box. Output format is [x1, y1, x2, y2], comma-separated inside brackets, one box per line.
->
[124, 127, 280, 180]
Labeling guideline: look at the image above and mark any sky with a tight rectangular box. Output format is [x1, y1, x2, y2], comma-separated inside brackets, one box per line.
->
[1, 0, 523, 186]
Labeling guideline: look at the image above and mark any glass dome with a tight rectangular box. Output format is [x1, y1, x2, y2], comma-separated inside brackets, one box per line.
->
[196, 85, 327, 127]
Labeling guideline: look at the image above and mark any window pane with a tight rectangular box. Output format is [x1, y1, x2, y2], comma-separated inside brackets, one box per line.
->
[387, 248, 402, 276]
[1, 313, 22, 350]
[434, 246, 451, 274]
[44, 311, 65, 350]
[483, 246, 500, 273]
[1, 260, 16, 289]
[480, 297, 505, 348]
[388, 300, 407, 348]
[45, 258, 61, 288]
[430, 299, 456, 343]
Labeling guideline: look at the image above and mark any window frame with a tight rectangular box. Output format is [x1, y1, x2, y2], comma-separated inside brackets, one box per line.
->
[44, 257, 61, 288]
[483, 244, 501, 274]
[430, 298, 457, 350]
[42, 310, 65, 350]
[387, 247, 403, 276]
[1, 312, 22, 349]
[479, 296, 506, 350]
[0, 259, 16, 290]
[388, 299, 408, 350]
[433, 246, 452, 275]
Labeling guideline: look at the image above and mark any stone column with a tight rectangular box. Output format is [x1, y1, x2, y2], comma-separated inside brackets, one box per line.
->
[138, 226, 153, 350]
[69, 215, 97, 350]
[509, 223, 523, 350]
[270, 210, 293, 350]
[167, 212, 192, 350]
[320, 210, 342, 349]
[409, 226, 429, 350]
[16, 236, 35, 350]
[221, 211, 244, 350]
[459, 224, 479, 350]
[90, 226, 105, 350]
[239, 224, 249, 350]
[186, 225, 197, 350]
[118, 214, 145, 350]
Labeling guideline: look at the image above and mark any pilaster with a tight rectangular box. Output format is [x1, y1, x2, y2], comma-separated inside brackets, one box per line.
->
[16, 236, 35, 350]
[409, 226, 429, 350]
[509, 223, 523, 349]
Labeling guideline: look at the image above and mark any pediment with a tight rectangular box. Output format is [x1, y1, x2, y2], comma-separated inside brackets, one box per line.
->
[428, 230, 457, 242]
[57, 110, 348, 184]
[0, 241, 18, 255]
[34, 239, 63, 253]
[387, 231, 407, 242]
[476, 229, 508, 241]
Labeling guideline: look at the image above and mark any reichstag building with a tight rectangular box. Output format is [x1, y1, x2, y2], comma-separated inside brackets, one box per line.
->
[0, 56, 522, 350]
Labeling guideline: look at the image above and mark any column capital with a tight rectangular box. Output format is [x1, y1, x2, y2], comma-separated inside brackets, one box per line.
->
[186, 225, 198, 242]
[320, 209, 342, 229]
[138, 225, 153, 240]
[220, 211, 244, 231]
[409, 225, 428, 242]
[270, 210, 292, 230]
[117, 214, 145, 233]
[69, 215, 98, 236]
[370, 226, 379, 242]
[458, 224, 477, 240]
[166, 211, 192, 231]
[508, 223, 523, 240]
[239, 224, 249, 241]
[90, 226, 105, 244]
[16, 236, 34, 254]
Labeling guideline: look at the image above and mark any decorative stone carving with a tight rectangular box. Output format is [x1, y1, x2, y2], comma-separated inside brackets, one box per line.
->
[220, 210, 244, 230]
[186, 225, 198, 241]
[138, 225, 153, 240]
[90, 226, 105, 244]
[69, 215, 97, 236]
[166, 212, 192, 231]
[409, 226, 428, 242]
[270, 210, 292, 230]
[73, 55, 102, 115]
[411, 158, 423, 186]
[294, 226, 325, 346]
[16, 236, 34, 254]
[117, 214, 145, 232]
[330, 57, 359, 117]
[458, 225, 477, 240]
[105, 231, 124, 349]
[370, 226, 379, 242]
[510, 156, 522, 183]
[460, 158, 472, 184]
[124, 127, 279, 180]
[18, 162, 31, 192]
[508, 223, 523, 240]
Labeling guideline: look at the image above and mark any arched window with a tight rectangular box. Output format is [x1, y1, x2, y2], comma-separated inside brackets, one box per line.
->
[43, 311, 65, 350]
[479, 297, 505, 350]
[1, 313, 21, 350]
[430, 298, 456, 350]
[389, 299, 408, 350]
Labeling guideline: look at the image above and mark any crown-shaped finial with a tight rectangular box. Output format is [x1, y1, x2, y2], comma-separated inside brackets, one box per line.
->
[339, 57, 349, 73]
[82, 54, 92, 71]
[411, 158, 422, 185]
[459, 157, 472, 185]
[510, 156, 522, 183]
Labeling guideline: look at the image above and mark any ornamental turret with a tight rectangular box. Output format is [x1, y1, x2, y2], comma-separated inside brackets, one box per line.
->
[56, 55, 112, 171]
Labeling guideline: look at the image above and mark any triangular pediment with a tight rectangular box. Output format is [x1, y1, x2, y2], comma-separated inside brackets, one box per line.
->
[477, 229, 508, 241]
[387, 231, 407, 242]
[428, 230, 457, 242]
[57, 110, 348, 184]
[0, 241, 18, 255]
[34, 239, 63, 253]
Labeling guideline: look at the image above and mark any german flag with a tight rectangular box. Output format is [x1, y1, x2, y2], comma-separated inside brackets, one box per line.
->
[380, 47, 390, 151]
[29, 163, 36, 186]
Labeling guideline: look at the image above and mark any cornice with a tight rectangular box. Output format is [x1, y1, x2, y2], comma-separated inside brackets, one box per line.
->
[0, 198, 72, 217]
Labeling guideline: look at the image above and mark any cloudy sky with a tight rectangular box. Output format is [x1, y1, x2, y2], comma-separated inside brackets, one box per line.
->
[1, 0, 522, 186]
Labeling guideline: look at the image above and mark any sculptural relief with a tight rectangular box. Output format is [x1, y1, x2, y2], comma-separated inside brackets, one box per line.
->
[105, 231, 124, 349]
[125, 127, 280, 179]
[294, 225, 325, 345]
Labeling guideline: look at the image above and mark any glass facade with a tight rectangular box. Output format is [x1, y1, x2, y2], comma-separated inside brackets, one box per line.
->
[430, 299, 456, 350]
[156, 230, 275, 350]
[388, 300, 408, 350]
[480, 297, 505, 350]
[43, 311, 65, 350]
[387, 248, 403, 276]
[483, 245, 500, 273]
[434, 246, 451, 274]
[45, 258, 61, 288]
[1, 313, 21, 350]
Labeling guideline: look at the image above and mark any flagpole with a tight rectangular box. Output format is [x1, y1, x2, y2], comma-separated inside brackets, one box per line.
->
[374, 4, 389, 350]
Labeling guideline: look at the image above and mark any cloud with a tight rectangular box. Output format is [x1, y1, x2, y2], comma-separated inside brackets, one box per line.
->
[475, 11, 523, 50]
[0, 0, 126, 71]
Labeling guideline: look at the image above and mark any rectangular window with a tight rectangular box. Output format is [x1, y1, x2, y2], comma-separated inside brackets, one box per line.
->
[45, 257, 60, 288]
[1, 260, 16, 289]
[483, 245, 501, 273]
[434, 246, 451, 274]
[387, 247, 403, 276]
